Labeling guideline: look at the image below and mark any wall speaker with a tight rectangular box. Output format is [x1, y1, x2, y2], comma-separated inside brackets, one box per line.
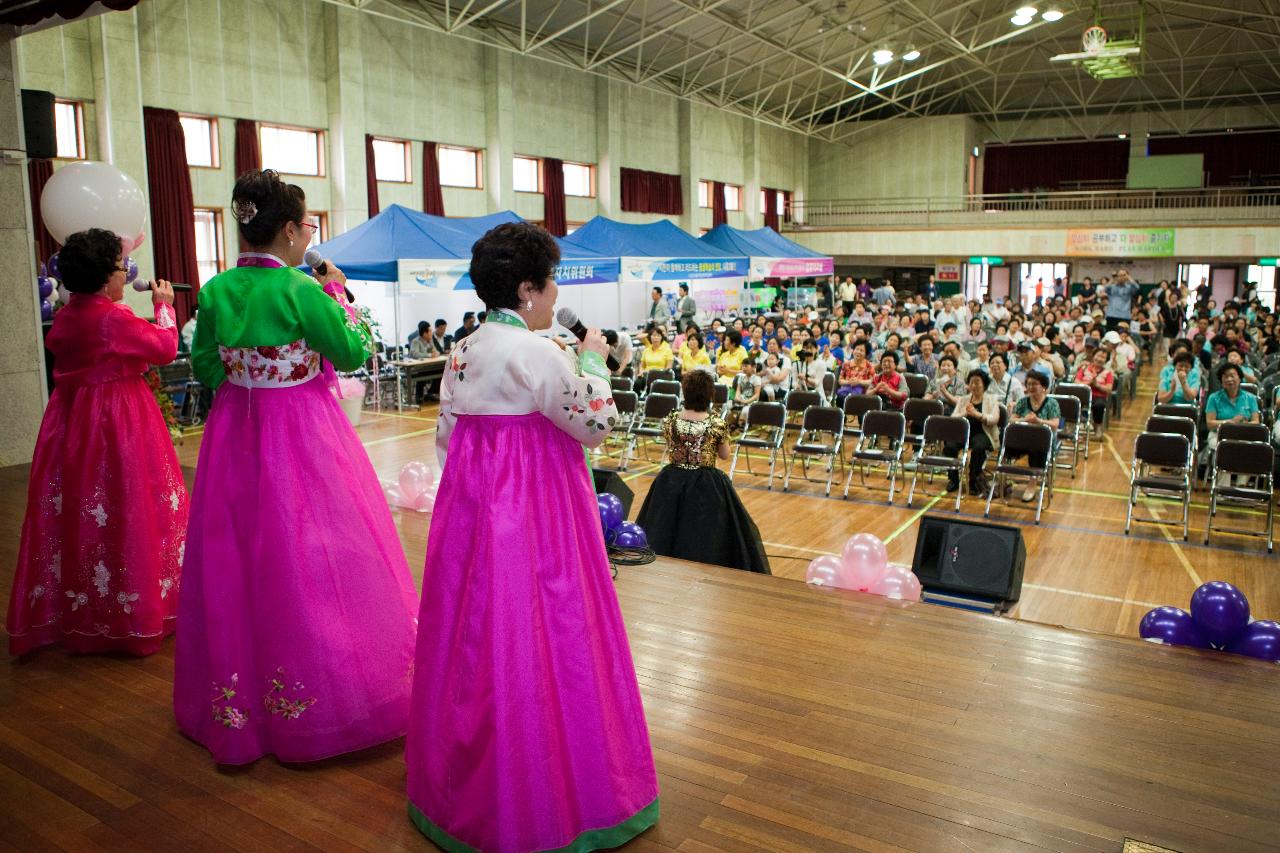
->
[910, 515, 1025, 605]
[592, 468, 634, 519]
[21, 89, 56, 160]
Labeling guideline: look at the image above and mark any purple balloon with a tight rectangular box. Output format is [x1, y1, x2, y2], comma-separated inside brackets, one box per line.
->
[47, 252, 60, 280]
[38, 276, 53, 298]
[1139, 606, 1209, 649]
[124, 256, 139, 284]
[612, 521, 648, 549]
[597, 492, 624, 533]
[40, 299, 53, 321]
[1190, 581, 1250, 647]
[1226, 621, 1280, 663]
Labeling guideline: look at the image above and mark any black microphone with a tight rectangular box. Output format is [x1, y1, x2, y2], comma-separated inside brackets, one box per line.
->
[132, 280, 193, 292]
[556, 307, 620, 371]
[304, 248, 329, 277]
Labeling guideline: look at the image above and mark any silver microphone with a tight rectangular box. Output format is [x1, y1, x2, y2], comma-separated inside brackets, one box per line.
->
[556, 307, 619, 371]
[133, 280, 193, 292]
[304, 248, 328, 277]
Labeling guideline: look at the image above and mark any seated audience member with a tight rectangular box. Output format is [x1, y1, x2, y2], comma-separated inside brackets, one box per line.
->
[987, 352, 1024, 406]
[760, 351, 791, 402]
[1074, 348, 1115, 436]
[1010, 369, 1061, 501]
[836, 341, 875, 401]
[909, 336, 940, 380]
[430, 318, 453, 355]
[634, 327, 674, 393]
[946, 369, 999, 495]
[453, 311, 479, 342]
[871, 351, 908, 411]
[1204, 362, 1260, 457]
[1157, 350, 1200, 405]
[715, 330, 748, 385]
[730, 358, 762, 422]
[409, 321, 434, 358]
[927, 354, 967, 408]
[679, 332, 712, 374]
[1224, 348, 1257, 382]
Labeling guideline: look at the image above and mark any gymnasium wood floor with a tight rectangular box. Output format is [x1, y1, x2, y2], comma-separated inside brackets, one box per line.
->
[2, 368, 1279, 851]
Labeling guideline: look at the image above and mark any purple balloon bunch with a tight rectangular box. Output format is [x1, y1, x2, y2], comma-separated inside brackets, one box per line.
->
[598, 493, 647, 549]
[37, 260, 57, 321]
[1139, 581, 1280, 663]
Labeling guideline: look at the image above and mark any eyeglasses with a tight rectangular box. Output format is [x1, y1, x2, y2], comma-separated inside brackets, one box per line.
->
[297, 221, 319, 233]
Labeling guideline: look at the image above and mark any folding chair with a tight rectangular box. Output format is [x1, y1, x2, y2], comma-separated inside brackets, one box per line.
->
[843, 410, 906, 503]
[622, 393, 678, 470]
[1056, 382, 1093, 458]
[783, 390, 822, 433]
[1153, 403, 1199, 422]
[985, 422, 1055, 523]
[903, 372, 928, 399]
[841, 393, 881, 441]
[1050, 394, 1083, 477]
[649, 379, 682, 400]
[1218, 421, 1269, 444]
[821, 372, 836, 401]
[1205, 439, 1275, 552]
[713, 382, 730, 418]
[729, 402, 786, 489]
[610, 376, 633, 393]
[904, 415, 969, 511]
[784, 406, 845, 495]
[1125, 431, 1193, 540]
[598, 390, 639, 462]
[902, 399, 944, 454]
[639, 369, 674, 397]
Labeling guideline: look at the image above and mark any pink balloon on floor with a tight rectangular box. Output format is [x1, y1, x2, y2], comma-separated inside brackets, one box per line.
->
[805, 555, 847, 589]
[868, 566, 921, 601]
[399, 461, 432, 500]
[841, 533, 888, 591]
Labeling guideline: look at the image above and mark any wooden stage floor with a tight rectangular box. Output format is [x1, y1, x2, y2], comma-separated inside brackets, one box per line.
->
[3, 457, 1280, 849]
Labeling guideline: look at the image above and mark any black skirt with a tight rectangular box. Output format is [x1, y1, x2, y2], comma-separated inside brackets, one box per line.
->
[636, 466, 771, 574]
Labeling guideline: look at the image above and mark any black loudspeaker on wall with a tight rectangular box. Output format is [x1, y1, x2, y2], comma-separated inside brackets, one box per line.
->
[592, 468, 634, 520]
[21, 90, 57, 160]
[910, 515, 1025, 606]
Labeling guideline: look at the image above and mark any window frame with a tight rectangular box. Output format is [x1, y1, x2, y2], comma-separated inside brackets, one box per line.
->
[513, 155, 543, 194]
[53, 99, 86, 160]
[437, 145, 484, 190]
[178, 112, 220, 169]
[698, 180, 710, 209]
[698, 180, 743, 211]
[562, 161, 597, 198]
[192, 207, 226, 285]
[305, 211, 329, 249]
[258, 122, 326, 178]
[723, 183, 743, 212]
[371, 136, 412, 184]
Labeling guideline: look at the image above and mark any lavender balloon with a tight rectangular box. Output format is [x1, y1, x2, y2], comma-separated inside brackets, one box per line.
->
[1226, 621, 1280, 663]
[1139, 606, 1209, 649]
[1189, 581, 1250, 647]
[612, 521, 647, 549]
[124, 256, 139, 284]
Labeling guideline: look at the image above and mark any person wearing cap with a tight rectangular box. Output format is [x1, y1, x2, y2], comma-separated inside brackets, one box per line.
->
[991, 333, 1013, 358]
[1012, 340, 1054, 387]
[1011, 370, 1061, 502]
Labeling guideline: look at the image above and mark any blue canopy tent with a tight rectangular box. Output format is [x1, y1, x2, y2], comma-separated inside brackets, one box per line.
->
[699, 224, 834, 280]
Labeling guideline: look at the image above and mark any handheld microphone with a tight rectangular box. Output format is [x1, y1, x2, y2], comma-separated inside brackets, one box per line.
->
[132, 280, 193, 292]
[304, 248, 329, 277]
[556, 307, 620, 371]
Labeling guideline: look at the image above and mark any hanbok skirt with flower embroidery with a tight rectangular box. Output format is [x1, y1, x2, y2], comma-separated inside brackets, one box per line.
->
[406, 413, 659, 853]
[174, 375, 419, 765]
[6, 374, 188, 657]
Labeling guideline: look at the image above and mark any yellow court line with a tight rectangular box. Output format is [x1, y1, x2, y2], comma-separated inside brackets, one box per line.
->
[884, 494, 943, 544]
[363, 410, 438, 423]
[762, 540, 829, 557]
[1022, 582, 1164, 610]
[362, 427, 436, 448]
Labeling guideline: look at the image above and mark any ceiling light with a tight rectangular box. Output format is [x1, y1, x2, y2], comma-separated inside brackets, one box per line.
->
[902, 45, 921, 61]
[1015, 5, 1038, 15]
[1041, 6, 1063, 21]
[872, 48, 894, 65]
[1118, 133, 1127, 139]
[1010, 13, 1033, 25]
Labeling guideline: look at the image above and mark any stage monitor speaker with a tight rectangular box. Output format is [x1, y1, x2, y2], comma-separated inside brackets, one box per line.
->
[910, 515, 1025, 605]
[21, 89, 56, 160]
[592, 468, 634, 519]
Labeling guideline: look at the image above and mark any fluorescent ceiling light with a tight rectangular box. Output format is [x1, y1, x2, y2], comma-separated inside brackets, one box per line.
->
[1041, 7, 1064, 21]
[872, 48, 894, 64]
[902, 46, 921, 61]
[1015, 5, 1038, 16]
[1010, 13, 1033, 25]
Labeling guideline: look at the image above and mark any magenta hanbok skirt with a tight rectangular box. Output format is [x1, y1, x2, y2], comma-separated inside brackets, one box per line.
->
[174, 376, 420, 765]
[407, 412, 659, 852]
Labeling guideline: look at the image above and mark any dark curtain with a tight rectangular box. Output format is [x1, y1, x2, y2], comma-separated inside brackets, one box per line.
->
[0, 0, 138, 25]
[143, 107, 200, 328]
[1148, 131, 1280, 187]
[422, 141, 445, 216]
[982, 140, 1129, 194]
[543, 157, 566, 237]
[365, 134, 379, 218]
[762, 187, 780, 232]
[711, 180, 727, 227]
[234, 119, 259, 178]
[620, 167, 683, 215]
[27, 158, 58, 266]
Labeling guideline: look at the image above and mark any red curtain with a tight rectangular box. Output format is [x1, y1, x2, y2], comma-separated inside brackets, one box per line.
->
[543, 157, 566, 237]
[762, 187, 780, 232]
[365, 134, 379, 218]
[620, 167, 683, 215]
[782, 190, 792, 223]
[1147, 131, 1280, 187]
[711, 180, 727, 227]
[143, 107, 200, 328]
[234, 119, 259, 178]
[982, 139, 1129, 194]
[27, 158, 58, 266]
[0, 0, 138, 25]
[422, 141, 445, 216]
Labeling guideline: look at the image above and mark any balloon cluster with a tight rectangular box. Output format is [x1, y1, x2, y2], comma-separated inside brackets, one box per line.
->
[37, 263, 56, 321]
[597, 493, 647, 549]
[1139, 581, 1280, 663]
[387, 461, 438, 513]
[805, 533, 922, 602]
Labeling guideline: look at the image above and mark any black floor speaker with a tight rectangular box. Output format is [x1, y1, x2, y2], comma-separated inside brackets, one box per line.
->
[910, 515, 1025, 605]
[592, 468, 634, 520]
[21, 89, 56, 160]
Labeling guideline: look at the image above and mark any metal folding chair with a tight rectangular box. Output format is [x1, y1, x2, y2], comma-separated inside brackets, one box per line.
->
[622, 393, 678, 470]
[1205, 439, 1275, 552]
[985, 421, 1055, 523]
[841, 393, 881, 442]
[903, 372, 928, 399]
[1050, 394, 1083, 477]
[1125, 431, 1193, 540]
[904, 415, 969, 511]
[1056, 382, 1093, 458]
[784, 406, 845, 496]
[649, 379, 682, 400]
[843, 410, 906, 503]
[902, 398, 944, 454]
[729, 402, 786, 489]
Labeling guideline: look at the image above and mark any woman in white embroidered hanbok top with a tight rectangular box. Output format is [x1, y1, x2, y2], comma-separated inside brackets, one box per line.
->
[406, 223, 659, 853]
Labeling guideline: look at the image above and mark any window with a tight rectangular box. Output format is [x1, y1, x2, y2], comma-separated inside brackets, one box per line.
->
[563, 162, 595, 197]
[53, 100, 84, 159]
[760, 189, 785, 215]
[439, 146, 482, 189]
[697, 180, 742, 210]
[698, 180, 710, 208]
[305, 211, 328, 250]
[1247, 265, 1277, 311]
[179, 114, 219, 168]
[259, 124, 324, 176]
[372, 137, 411, 183]
[193, 208, 224, 285]
[513, 156, 542, 193]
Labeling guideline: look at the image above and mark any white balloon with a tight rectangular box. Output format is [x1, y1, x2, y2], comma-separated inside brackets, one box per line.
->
[40, 161, 147, 245]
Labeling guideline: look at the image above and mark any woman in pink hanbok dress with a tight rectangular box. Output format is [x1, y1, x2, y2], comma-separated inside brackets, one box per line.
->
[406, 223, 659, 852]
[6, 228, 186, 656]
[173, 170, 419, 765]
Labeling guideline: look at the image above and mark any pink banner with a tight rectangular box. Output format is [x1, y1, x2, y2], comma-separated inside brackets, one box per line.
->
[755, 257, 834, 277]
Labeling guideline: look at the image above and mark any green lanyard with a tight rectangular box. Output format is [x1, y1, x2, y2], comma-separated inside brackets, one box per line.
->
[485, 309, 526, 330]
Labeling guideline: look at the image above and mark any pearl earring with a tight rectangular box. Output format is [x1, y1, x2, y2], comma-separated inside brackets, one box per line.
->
[289, 239, 295, 247]
[526, 300, 533, 310]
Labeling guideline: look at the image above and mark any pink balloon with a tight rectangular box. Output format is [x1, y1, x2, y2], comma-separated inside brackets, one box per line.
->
[840, 533, 888, 591]
[868, 566, 921, 601]
[805, 555, 847, 589]
[412, 491, 435, 512]
[398, 461, 431, 500]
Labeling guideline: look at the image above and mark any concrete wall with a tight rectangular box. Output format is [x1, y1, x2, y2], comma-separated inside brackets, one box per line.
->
[807, 115, 973, 202]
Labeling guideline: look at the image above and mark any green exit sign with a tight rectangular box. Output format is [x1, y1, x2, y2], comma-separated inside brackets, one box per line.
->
[969, 256, 1004, 265]
[1261, 258, 1279, 267]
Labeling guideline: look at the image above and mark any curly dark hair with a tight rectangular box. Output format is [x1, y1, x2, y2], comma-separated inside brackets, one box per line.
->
[469, 222, 559, 311]
[59, 228, 122, 294]
[232, 169, 306, 247]
[681, 369, 715, 412]
[966, 369, 990, 389]
[1216, 362, 1243, 382]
